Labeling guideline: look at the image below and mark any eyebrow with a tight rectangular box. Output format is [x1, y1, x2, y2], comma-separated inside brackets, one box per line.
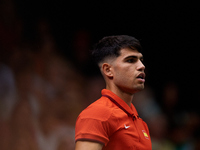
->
[124, 55, 143, 60]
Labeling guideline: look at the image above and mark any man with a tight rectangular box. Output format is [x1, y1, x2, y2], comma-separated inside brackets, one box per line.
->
[75, 35, 152, 150]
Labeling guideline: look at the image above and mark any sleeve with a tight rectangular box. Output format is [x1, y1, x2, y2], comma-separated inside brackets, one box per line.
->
[75, 116, 110, 146]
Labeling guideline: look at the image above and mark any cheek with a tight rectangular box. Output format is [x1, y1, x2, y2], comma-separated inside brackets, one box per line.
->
[114, 69, 135, 84]
[115, 65, 134, 76]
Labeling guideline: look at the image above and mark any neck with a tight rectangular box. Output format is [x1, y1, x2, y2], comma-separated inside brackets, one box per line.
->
[106, 84, 134, 107]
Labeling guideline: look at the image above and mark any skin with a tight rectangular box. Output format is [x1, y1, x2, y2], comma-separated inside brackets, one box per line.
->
[75, 48, 145, 150]
[75, 141, 103, 150]
[102, 48, 145, 106]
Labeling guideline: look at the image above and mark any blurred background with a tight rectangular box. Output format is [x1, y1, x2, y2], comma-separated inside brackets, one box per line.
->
[0, 0, 199, 150]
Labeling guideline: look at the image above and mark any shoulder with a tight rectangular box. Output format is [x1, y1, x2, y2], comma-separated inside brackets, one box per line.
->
[75, 97, 118, 144]
[78, 97, 116, 121]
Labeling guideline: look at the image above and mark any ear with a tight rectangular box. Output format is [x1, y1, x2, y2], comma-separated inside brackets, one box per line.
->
[102, 63, 113, 78]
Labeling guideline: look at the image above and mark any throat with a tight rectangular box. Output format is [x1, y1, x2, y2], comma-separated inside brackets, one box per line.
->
[106, 84, 134, 107]
[123, 97, 133, 107]
[113, 90, 133, 106]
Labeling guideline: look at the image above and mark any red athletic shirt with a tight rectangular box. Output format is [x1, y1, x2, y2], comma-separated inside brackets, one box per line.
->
[75, 89, 152, 150]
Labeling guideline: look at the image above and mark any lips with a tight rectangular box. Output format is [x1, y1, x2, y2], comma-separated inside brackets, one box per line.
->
[136, 73, 145, 79]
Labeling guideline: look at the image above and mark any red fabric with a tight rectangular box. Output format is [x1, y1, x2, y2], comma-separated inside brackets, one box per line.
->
[75, 89, 152, 150]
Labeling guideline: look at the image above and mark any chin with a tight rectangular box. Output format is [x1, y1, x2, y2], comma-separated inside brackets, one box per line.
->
[120, 84, 145, 94]
[133, 85, 145, 93]
[126, 88, 144, 94]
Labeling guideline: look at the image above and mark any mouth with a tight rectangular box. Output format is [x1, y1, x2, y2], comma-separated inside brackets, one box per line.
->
[136, 73, 145, 82]
[136, 73, 145, 79]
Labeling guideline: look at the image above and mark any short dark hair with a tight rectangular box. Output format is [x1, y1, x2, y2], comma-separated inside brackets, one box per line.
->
[92, 35, 142, 64]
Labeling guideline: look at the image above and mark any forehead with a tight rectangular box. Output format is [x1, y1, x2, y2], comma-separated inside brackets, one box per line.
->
[119, 48, 143, 58]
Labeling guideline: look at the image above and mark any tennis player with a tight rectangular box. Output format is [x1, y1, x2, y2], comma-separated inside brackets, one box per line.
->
[75, 35, 152, 150]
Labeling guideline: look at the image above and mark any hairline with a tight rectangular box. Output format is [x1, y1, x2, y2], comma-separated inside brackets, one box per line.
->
[98, 47, 140, 67]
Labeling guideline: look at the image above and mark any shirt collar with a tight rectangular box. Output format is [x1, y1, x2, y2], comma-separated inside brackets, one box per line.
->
[101, 89, 139, 119]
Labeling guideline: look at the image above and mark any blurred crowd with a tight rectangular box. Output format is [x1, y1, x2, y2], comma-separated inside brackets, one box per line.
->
[0, 0, 199, 150]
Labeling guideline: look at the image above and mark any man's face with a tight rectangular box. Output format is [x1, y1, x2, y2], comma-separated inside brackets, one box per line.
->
[111, 48, 145, 94]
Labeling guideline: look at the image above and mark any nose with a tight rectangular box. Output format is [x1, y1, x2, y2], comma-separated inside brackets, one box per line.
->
[136, 60, 145, 72]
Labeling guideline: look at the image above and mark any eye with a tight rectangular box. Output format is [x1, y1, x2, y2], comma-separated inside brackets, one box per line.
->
[126, 58, 136, 63]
